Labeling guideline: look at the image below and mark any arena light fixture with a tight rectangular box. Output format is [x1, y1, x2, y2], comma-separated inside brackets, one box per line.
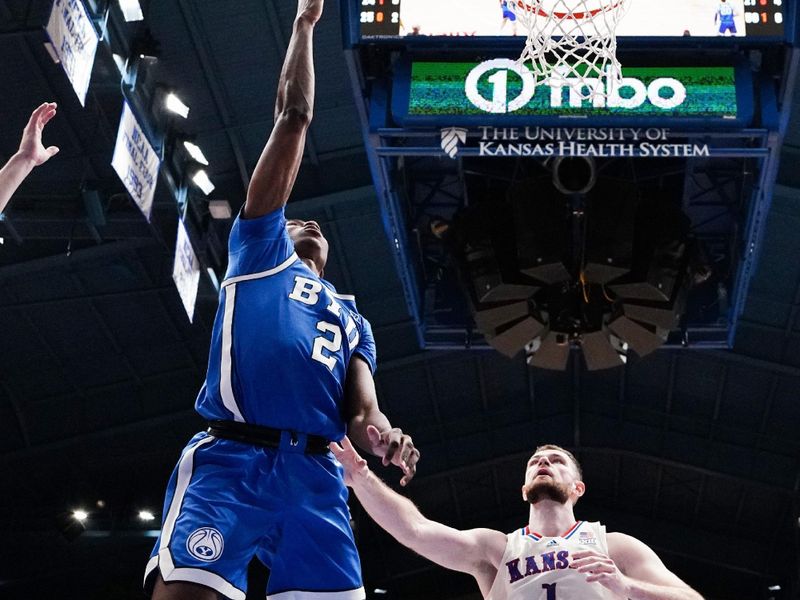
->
[183, 141, 209, 165]
[118, 0, 144, 22]
[72, 509, 89, 522]
[58, 510, 87, 541]
[192, 170, 216, 195]
[165, 93, 190, 118]
[138, 510, 156, 522]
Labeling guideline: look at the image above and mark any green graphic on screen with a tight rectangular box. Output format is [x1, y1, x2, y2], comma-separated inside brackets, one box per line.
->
[408, 62, 737, 118]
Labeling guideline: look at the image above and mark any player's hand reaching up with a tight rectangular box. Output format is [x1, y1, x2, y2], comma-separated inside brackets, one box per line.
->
[331, 436, 370, 487]
[296, 0, 324, 25]
[18, 102, 59, 167]
[365, 424, 420, 486]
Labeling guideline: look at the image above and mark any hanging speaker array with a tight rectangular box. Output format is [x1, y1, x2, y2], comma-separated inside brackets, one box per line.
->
[446, 159, 710, 371]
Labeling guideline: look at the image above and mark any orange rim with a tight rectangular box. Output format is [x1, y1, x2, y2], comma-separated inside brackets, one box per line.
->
[514, 0, 624, 20]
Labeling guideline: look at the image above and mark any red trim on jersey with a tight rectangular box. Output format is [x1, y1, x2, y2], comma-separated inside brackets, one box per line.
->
[523, 521, 583, 540]
[563, 521, 583, 539]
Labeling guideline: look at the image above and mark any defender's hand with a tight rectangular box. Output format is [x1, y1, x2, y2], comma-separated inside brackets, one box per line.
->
[18, 103, 59, 167]
[366, 424, 420, 486]
[571, 549, 631, 596]
[331, 436, 370, 487]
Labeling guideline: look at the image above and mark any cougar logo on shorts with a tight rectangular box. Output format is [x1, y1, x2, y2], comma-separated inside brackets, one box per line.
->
[186, 527, 224, 562]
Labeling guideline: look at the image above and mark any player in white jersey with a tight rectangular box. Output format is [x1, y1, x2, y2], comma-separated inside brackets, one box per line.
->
[333, 439, 704, 600]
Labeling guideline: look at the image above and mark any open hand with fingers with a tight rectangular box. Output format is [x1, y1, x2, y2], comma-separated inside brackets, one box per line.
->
[330, 436, 371, 487]
[18, 102, 59, 167]
[363, 424, 420, 486]
[570, 549, 630, 596]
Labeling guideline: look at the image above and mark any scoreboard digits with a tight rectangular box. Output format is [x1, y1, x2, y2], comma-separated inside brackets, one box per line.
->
[742, 0, 784, 37]
[360, 0, 401, 37]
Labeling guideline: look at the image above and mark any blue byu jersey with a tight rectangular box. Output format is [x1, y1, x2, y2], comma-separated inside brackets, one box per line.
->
[718, 4, 735, 23]
[195, 207, 376, 441]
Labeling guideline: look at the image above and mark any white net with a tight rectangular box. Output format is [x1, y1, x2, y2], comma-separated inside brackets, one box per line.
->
[511, 0, 631, 101]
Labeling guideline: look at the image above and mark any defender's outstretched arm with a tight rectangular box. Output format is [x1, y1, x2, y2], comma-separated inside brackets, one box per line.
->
[331, 436, 506, 595]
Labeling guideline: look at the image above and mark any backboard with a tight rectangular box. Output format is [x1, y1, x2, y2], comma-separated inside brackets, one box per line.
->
[342, 0, 798, 367]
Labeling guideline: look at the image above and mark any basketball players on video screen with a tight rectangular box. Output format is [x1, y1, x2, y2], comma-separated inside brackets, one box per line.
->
[715, 0, 738, 36]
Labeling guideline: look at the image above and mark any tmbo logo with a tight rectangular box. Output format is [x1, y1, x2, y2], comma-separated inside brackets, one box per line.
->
[465, 59, 687, 114]
[441, 127, 467, 158]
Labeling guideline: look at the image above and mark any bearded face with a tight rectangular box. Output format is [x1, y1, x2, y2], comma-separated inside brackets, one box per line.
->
[523, 479, 571, 505]
[521, 448, 584, 506]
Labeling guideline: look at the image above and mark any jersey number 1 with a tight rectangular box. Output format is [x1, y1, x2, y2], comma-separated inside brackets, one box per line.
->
[542, 583, 557, 600]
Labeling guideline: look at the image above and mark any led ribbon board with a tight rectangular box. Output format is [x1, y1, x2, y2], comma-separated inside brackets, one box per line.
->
[358, 0, 785, 40]
[394, 60, 747, 127]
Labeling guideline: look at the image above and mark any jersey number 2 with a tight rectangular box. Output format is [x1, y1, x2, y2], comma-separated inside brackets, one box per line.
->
[312, 321, 342, 370]
[542, 583, 557, 600]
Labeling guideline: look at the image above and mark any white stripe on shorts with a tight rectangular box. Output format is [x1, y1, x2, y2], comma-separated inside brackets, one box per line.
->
[268, 587, 366, 600]
[154, 435, 247, 600]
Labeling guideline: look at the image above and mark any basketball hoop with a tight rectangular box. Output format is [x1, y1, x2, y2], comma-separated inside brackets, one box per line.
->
[511, 0, 631, 101]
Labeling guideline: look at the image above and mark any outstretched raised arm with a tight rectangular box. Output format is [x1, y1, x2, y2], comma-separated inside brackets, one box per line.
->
[243, 0, 323, 219]
[0, 102, 59, 214]
[332, 436, 506, 597]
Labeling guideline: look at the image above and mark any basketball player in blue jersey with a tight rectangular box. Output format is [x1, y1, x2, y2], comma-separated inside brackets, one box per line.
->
[500, 0, 518, 36]
[144, 1, 419, 598]
[333, 439, 703, 600]
[715, 0, 738, 36]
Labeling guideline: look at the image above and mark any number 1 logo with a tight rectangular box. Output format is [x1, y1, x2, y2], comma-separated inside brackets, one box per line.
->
[464, 59, 536, 114]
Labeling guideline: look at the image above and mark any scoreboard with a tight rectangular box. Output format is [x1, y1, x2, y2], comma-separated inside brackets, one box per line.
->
[358, 0, 400, 37]
[358, 0, 788, 40]
[741, 0, 785, 36]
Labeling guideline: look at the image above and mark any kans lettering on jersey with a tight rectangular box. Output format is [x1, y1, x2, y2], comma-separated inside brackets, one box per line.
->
[506, 550, 570, 584]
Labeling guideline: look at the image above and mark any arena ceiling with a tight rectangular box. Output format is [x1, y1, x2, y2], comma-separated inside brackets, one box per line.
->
[0, 1, 798, 599]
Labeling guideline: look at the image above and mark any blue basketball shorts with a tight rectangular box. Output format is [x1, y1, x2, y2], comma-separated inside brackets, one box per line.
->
[719, 20, 736, 34]
[144, 431, 365, 600]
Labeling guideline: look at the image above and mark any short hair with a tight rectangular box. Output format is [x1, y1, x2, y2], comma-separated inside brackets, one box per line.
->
[533, 444, 583, 480]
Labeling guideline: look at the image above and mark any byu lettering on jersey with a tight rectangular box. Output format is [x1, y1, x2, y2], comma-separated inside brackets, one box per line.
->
[196, 207, 376, 441]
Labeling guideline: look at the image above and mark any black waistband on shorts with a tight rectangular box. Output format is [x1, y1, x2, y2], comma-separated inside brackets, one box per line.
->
[206, 420, 331, 454]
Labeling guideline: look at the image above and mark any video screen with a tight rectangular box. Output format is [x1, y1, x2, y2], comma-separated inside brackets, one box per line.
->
[404, 62, 739, 120]
[360, 0, 785, 39]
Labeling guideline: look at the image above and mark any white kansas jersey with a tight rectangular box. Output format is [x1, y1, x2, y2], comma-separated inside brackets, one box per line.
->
[487, 521, 622, 600]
